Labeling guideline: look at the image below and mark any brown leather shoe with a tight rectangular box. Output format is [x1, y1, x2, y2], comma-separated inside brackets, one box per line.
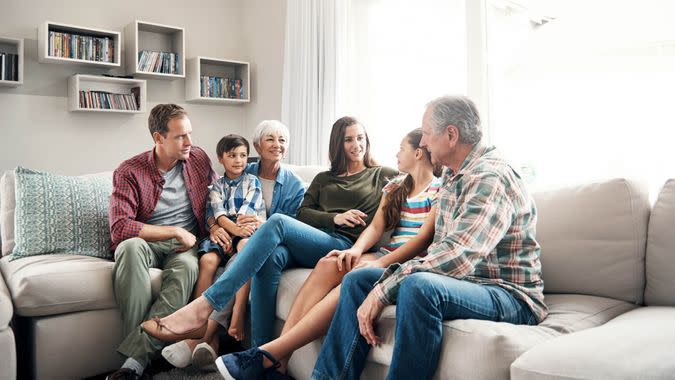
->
[141, 316, 207, 342]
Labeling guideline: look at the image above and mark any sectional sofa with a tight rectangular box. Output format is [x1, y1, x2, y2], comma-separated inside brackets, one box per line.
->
[0, 165, 674, 380]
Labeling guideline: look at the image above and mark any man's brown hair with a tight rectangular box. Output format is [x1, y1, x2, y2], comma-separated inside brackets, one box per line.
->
[148, 104, 188, 137]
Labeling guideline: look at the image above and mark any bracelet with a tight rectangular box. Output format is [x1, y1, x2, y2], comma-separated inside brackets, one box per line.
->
[209, 223, 219, 230]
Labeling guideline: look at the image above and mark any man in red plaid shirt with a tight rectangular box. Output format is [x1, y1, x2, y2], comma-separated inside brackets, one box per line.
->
[107, 104, 217, 380]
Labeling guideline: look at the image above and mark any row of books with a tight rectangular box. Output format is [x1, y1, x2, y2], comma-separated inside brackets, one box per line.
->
[48, 31, 114, 63]
[0, 53, 19, 81]
[79, 88, 140, 111]
[200, 75, 245, 99]
[137, 50, 180, 74]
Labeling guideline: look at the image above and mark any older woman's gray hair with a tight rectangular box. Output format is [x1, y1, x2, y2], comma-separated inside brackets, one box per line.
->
[426, 96, 482, 145]
[252, 120, 290, 147]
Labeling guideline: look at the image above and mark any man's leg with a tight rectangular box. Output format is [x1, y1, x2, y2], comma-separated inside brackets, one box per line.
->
[112, 238, 161, 338]
[312, 268, 385, 380]
[387, 273, 536, 380]
[117, 240, 199, 367]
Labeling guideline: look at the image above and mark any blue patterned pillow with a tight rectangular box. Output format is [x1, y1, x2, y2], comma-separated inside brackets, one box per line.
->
[11, 167, 113, 260]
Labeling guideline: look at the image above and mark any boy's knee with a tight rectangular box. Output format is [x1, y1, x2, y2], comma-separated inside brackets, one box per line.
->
[199, 251, 221, 269]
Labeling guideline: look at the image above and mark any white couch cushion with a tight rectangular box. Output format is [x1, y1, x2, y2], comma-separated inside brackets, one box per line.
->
[511, 307, 675, 380]
[0, 254, 162, 317]
[532, 178, 649, 304]
[277, 269, 636, 380]
[645, 179, 675, 306]
[0, 170, 16, 255]
[0, 266, 12, 329]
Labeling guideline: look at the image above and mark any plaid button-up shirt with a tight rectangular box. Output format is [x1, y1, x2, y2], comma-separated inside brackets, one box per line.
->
[206, 173, 267, 223]
[109, 146, 217, 251]
[373, 144, 548, 322]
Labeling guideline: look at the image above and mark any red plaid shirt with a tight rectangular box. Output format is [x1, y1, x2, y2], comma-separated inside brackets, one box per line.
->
[109, 146, 217, 251]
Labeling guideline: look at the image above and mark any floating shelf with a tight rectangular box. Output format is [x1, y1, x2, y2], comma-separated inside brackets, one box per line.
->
[186, 56, 250, 104]
[0, 37, 23, 86]
[68, 74, 146, 114]
[37, 21, 120, 67]
[124, 20, 185, 79]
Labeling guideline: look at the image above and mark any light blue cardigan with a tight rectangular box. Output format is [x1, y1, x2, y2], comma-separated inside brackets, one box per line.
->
[245, 161, 305, 217]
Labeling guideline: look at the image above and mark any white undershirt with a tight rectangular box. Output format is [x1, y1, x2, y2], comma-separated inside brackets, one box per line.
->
[259, 177, 276, 215]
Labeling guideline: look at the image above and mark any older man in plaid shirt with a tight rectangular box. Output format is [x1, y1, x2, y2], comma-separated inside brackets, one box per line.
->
[107, 104, 217, 380]
[313, 96, 547, 380]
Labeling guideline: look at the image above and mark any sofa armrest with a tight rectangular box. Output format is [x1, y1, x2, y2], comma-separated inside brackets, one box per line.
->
[0, 268, 12, 330]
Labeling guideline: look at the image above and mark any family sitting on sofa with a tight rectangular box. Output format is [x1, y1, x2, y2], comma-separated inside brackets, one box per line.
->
[105, 95, 546, 380]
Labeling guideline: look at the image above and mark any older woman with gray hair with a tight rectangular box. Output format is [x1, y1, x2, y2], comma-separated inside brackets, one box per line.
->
[161, 120, 305, 369]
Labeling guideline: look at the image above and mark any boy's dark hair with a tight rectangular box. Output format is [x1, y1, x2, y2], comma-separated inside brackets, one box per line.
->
[216, 134, 250, 157]
[148, 104, 187, 137]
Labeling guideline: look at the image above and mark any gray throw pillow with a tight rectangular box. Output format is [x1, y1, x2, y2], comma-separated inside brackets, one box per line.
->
[11, 167, 113, 260]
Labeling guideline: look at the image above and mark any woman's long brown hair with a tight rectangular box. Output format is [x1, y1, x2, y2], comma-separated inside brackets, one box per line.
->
[382, 128, 441, 230]
[328, 116, 377, 175]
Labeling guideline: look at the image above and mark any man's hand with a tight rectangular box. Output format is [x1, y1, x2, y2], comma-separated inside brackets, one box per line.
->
[357, 290, 385, 346]
[236, 214, 261, 229]
[324, 248, 362, 271]
[333, 210, 367, 228]
[209, 225, 232, 253]
[174, 227, 197, 253]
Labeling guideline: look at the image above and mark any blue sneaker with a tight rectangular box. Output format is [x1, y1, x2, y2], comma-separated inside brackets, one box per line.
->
[215, 347, 280, 380]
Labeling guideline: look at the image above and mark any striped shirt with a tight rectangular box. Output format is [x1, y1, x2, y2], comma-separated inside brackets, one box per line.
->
[207, 173, 266, 223]
[109, 146, 217, 251]
[378, 176, 441, 256]
[373, 145, 548, 323]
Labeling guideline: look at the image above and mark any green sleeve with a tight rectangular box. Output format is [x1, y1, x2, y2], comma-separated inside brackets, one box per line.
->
[296, 173, 337, 230]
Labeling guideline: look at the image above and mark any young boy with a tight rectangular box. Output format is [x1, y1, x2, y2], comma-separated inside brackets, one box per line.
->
[197, 134, 265, 342]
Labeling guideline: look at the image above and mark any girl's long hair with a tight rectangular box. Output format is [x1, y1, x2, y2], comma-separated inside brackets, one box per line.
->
[328, 116, 377, 175]
[382, 128, 441, 230]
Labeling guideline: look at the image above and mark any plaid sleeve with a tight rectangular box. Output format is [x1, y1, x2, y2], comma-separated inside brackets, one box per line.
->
[208, 178, 228, 220]
[109, 168, 145, 246]
[374, 174, 514, 304]
[238, 175, 264, 217]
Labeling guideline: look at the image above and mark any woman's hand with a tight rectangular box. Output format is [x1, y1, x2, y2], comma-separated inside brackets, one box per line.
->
[325, 248, 362, 271]
[354, 258, 387, 270]
[209, 225, 232, 253]
[357, 290, 385, 346]
[333, 209, 368, 228]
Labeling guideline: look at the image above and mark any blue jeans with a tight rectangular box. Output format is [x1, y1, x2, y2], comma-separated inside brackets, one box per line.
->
[202, 214, 352, 346]
[312, 268, 538, 380]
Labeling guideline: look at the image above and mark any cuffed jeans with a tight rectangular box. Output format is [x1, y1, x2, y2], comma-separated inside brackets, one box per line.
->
[202, 214, 353, 346]
[312, 268, 538, 380]
[112, 237, 199, 366]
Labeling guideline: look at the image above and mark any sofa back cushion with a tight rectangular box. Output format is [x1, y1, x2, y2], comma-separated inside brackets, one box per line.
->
[645, 179, 675, 306]
[10, 167, 114, 260]
[0, 170, 16, 255]
[532, 178, 649, 304]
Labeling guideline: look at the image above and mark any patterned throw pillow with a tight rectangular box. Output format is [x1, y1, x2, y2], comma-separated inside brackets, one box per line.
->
[11, 167, 113, 260]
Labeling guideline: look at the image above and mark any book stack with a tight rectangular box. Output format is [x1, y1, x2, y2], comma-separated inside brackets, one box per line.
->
[79, 87, 140, 111]
[200, 75, 244, 99]
[137, 50, 180, 74]
[48, 31, 114, 62]
[0, 52, 19, 81]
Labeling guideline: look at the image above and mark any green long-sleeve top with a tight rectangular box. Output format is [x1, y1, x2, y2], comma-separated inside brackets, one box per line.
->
[296, 166, 399, 242]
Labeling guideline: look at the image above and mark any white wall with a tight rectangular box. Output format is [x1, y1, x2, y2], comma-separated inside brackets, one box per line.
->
[240, 0, 287, 143]
[0, 0, 287, 175]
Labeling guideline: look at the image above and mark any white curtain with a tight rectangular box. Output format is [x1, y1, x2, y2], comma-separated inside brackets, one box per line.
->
[282, 0, 467, 167]
[281, 0, 349, 165]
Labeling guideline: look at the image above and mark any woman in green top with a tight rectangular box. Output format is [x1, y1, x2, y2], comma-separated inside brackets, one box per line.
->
[142, 116, 398, 349]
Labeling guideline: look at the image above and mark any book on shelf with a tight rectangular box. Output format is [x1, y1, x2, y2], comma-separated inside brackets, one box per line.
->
[199, 75, 244, 99]
[79, 90, 139, 111]
[0, 52, 19, 81]
[137, 50, 180, 74]
[48, 30, 114, 63]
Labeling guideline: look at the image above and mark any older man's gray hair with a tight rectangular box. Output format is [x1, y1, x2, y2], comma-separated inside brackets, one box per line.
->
[252, 120, 290, 147]
[426, 96, 482, 145]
